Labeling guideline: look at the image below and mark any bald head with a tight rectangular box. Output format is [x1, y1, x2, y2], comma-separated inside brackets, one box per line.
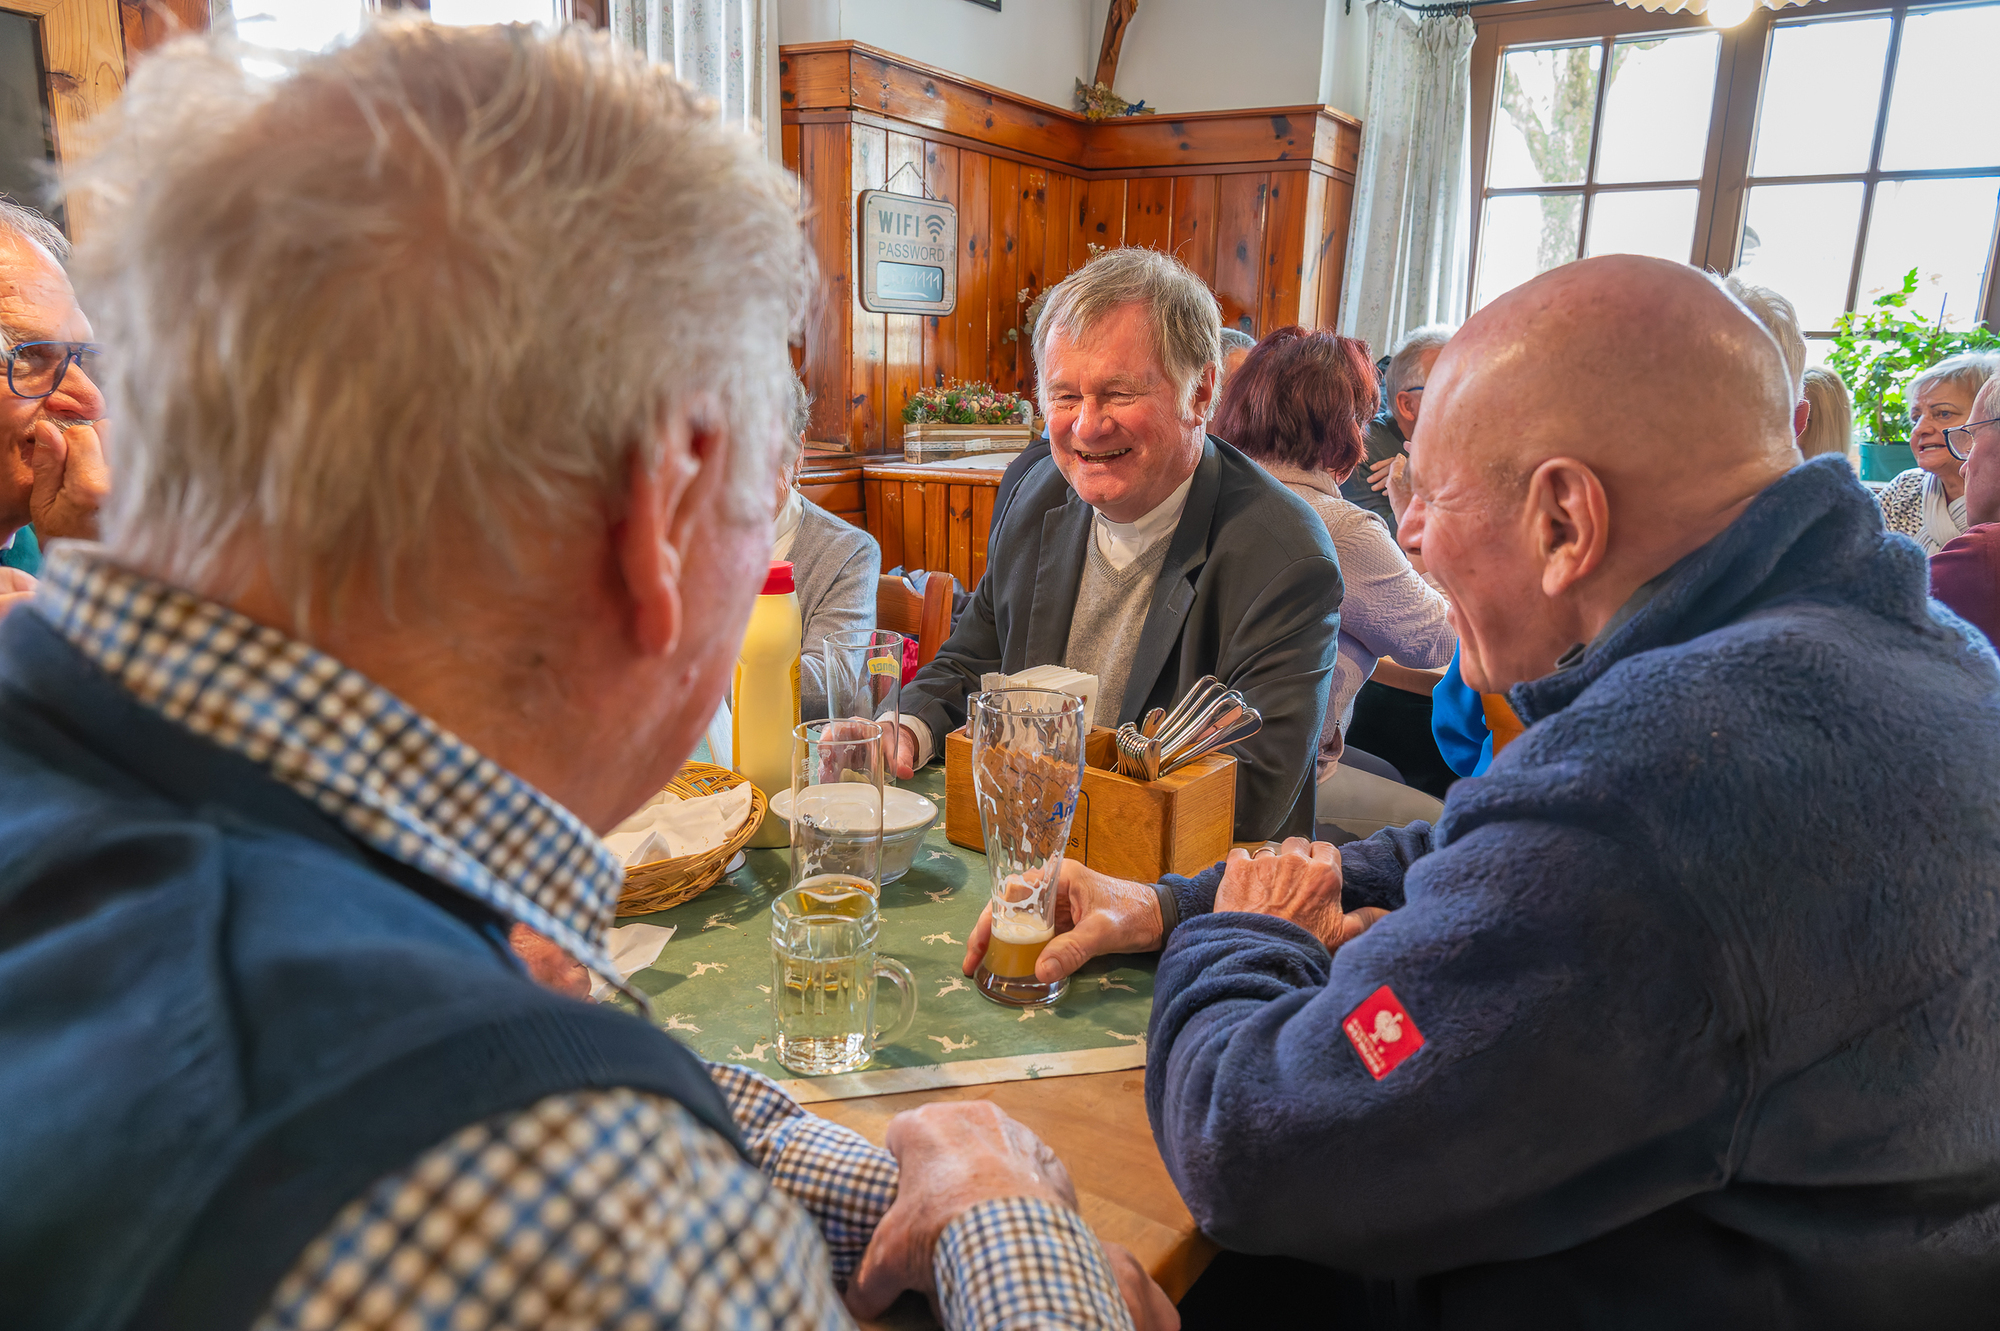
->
[1400, 256, 1803, 692]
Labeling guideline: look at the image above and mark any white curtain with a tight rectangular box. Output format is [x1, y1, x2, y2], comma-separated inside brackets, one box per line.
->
[610, 0, 772, 142]
[1339, 3, 1475, 358]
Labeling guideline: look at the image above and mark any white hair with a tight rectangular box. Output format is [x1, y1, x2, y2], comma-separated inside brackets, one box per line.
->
[0, 196, 66, 263]
[1033, 247, 1221, 414]
[1911, 352, 2000, 412]
[1721, 275, 1806, 402]
[1386, 324, 1453, 404]
[69, 20, 809, 622]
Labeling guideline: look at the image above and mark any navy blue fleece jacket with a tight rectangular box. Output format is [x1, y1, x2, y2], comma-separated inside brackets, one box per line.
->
[1147, 456, 2000, 1327]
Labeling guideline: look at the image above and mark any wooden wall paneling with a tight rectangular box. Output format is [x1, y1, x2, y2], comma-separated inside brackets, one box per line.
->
[1073, 177, 1126, 269]
[987, 156, 1022, 393]
[954, 150, 991, 387]
[839, 45, 1087, 165]
[850, 123, 890, 451]
[1170, 174, 1219, 286]
[921, 140, 959, 390]
[1258, 171, 1309, 336]
[40, 0, 125, 238]
[782, 122, 801, 198]
[1213, 172, 1270, 335]
[883, 131, 927, 442]
[1081, 109, 1343, 173]
[1125, 175, 1173, 253]
[1319, 177, 1355, 334]
[1043, 172, 1075, 293]
[971, 487, 995, 586]
[923, 482, 948, 577]
[120, 0, 207, 58]
[797, 121, 854, 445]
[877, 478, 904, 571]
[947, 484, 974, 587]
[901, 480, 927, 573]
[1015, 166, 1048, 397]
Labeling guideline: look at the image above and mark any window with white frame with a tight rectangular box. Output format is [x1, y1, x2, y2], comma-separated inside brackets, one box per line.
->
[1469, 0, 2000, 344]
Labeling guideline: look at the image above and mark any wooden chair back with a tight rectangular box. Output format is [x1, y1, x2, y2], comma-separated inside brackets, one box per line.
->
[877, 573, 953, 669]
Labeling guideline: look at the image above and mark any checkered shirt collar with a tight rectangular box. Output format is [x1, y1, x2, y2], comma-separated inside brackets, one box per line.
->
[34, 545, 625, 984]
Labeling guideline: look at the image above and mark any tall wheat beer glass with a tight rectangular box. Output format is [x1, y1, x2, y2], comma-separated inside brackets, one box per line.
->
[968, 689, 1085, 1007]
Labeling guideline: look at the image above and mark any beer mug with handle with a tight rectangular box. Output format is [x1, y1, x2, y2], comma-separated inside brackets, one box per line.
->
[967, 688, 1085, 1007]
[770, 881, 916, 1075]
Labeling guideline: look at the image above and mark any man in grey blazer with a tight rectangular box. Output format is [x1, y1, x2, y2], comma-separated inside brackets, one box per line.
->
[892, 249, 1342, 841]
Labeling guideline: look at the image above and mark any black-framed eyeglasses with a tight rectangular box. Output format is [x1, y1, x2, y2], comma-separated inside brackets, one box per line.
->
[4, 340, 101, 401]
[1944, 418, 2000, 462]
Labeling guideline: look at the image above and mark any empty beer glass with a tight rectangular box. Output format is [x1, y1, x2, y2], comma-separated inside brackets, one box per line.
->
[823, 628, 905, 734]
[790, 718, 886, 899]
[967, 689, 1085, 1007]
[770, 880, 916, 1075]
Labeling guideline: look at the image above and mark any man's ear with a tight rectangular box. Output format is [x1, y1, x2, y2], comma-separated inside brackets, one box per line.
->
[1525, 457, 1609, 600]
[615, 426, 701, 658]
[1188, 362, 1219, 423]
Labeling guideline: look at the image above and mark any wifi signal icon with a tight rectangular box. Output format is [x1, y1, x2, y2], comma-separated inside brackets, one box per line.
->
[924, 213, 946, 242]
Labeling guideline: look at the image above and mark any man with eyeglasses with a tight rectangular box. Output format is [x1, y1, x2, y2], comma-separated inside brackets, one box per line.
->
[1344, 324, 1452, 537]
[0, 197, 108, 622]
[1929, 372, 2000, 648]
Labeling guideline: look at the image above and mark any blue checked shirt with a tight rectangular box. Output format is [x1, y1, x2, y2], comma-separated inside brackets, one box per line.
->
[36, 547, 1133, 1331]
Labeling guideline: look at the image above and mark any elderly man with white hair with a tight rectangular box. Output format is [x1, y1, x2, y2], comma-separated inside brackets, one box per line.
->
[0, 22, 1169, 1331]
[0, 197, 110, 619]
[895, 247, 1342, 843]
[1346, 323, 1452, 534]
[1880, 351, 2000, 553]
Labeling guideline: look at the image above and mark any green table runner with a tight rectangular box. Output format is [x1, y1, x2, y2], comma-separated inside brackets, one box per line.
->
[613, 767, 1157, 1101]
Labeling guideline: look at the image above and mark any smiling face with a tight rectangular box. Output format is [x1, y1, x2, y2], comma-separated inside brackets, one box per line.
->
[0, 234, 103, 532]
[1041, 301, 1212, 523]
[1909, 380, 1974, 484]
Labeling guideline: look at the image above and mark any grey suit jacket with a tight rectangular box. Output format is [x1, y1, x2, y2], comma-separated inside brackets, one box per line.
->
[904, 436, 1342, 840]
[792, 498, 881, 719]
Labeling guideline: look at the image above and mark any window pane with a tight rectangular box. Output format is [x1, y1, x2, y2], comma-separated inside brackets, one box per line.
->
[1477, 193, 1583, 309]
[1490, 43, 1603, 188]
[1734, 182, 1866, 329]
[1595, 33, 1719, 184]
[1855, 177, 2000, 325]
[1752, 16, 1891, 178]
[1584, 188, 1700, 262]
[1879, 4, 2000, 171]
[233, 1, 367, 52]
[430, 0, 558, 23]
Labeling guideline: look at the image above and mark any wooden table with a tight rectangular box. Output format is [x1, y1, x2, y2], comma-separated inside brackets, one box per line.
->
[811, 1069, 1218, 1304]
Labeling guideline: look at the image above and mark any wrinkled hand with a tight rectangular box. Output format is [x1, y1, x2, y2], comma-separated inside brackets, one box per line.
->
[846, 1101, 1079, 1321]
[0, 566, 33, 622]
[892, 723, 918, 780]
[29, 419, 110, 542]
[1101, 1240, 1180, 1331]
[961, 858, 1162, 983]
[1214, 838, 1383, 952]
[508, 922, 591, 999]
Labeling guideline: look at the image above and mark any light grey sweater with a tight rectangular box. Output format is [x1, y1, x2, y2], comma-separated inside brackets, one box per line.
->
[790, 498, 882, 719]
[1062, 531, 1174, 723]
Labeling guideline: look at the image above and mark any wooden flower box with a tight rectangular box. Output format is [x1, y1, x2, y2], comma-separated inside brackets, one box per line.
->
[902, 423, 1035, 464]
[942, 724, 1236, 884]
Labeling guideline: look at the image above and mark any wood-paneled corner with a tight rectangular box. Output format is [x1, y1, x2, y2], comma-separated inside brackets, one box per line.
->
[781, 40, 1361, 456]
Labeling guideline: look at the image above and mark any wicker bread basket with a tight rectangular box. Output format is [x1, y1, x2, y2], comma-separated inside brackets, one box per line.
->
[615, 763, 768, 917]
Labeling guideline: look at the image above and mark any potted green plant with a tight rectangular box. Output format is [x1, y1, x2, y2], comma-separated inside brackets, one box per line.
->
[901, 380, 1035, 462]
[1827, 269, 2000, 482]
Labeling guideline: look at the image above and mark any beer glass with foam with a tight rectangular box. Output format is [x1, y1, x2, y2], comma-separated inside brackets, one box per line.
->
[968, 689, 1085, 1007]
[789, 717, 886, 900]
[769, 881, 916, 1074]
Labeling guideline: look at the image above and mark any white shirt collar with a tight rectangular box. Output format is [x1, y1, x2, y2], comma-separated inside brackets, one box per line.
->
[1092, 472, 1194, 573]
[770, 487, 805, 563]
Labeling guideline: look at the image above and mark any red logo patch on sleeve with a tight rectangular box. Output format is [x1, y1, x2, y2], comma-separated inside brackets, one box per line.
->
[1343, 984, 1425, 1079]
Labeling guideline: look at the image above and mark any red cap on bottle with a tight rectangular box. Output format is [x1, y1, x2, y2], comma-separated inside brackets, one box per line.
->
[762, 561, 796, 595]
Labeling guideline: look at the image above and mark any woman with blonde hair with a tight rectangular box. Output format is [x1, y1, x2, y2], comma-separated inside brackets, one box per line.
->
[1879, 352, 2000, 553]
[1799, 366, 1855, 466]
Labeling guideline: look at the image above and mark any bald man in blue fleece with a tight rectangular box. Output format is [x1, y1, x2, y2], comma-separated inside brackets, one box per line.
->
[966, 255, 2000, 1325]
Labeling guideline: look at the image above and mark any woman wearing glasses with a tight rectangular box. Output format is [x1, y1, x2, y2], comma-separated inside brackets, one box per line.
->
[1929, 373, 2000, 650]
[1877, 353, 2000, 554]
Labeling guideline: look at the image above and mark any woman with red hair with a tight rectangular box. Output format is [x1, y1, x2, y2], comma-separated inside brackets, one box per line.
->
[1212, 326, 1455, 833]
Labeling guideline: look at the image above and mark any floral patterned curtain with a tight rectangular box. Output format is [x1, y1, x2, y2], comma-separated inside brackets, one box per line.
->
[1339, 4, 1476, 357]
[609, 0, 770, 137]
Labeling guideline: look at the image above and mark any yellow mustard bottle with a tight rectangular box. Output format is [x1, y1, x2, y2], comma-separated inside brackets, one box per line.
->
[734, 561, 801, 848]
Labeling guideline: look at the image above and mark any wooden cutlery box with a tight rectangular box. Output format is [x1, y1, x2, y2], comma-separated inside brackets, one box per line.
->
[942, 724, 1236, 883]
